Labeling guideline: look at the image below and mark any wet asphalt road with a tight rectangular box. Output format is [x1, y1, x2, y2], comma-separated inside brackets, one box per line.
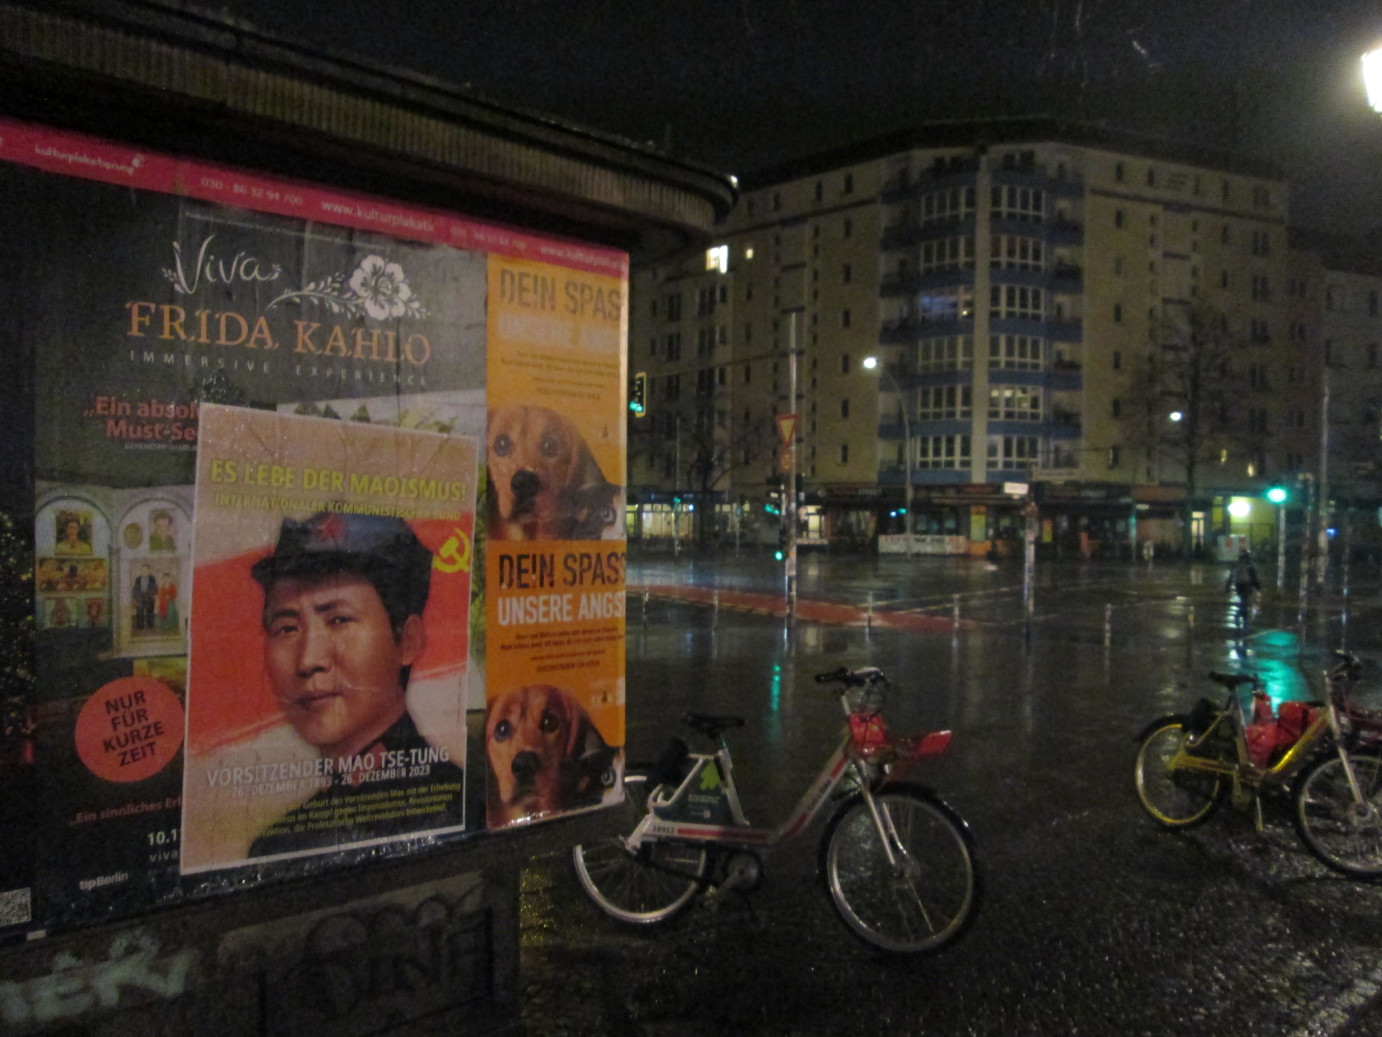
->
[518, 553, 1382, 1037]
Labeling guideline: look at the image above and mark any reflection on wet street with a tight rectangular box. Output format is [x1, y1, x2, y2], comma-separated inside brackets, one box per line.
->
[521, 553, 1382, 1037]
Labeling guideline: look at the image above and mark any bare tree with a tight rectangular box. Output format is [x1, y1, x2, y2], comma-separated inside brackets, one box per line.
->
[1127, 304, 1260, 554]
[629, 398, 774, 547]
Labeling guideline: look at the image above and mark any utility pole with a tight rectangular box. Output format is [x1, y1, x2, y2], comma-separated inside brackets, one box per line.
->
[672, 412, 680, 558]
[1316, 368, 1330, 587]
[1022, 495, 1038, 643]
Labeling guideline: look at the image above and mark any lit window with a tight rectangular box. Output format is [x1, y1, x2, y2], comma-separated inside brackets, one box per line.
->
[706, 245, 729, 273]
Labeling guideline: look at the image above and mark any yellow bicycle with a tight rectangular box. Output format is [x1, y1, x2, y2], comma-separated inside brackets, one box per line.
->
[1134, 652, 1382, 875]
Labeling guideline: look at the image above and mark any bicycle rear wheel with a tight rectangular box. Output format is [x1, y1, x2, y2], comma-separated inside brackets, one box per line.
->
[819, 784, 980, 956]
[571, 771, 708, 925]
[1134, 718, 1226, 828]
[1293, 749, 1382, 877]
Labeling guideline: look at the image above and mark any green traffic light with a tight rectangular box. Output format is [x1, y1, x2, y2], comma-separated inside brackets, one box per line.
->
[1266, 487, 1288, 504]
[774, 549, 785, 561]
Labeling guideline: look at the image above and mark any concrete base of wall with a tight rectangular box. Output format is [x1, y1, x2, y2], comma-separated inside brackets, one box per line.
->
[0, 809, 618, 1036]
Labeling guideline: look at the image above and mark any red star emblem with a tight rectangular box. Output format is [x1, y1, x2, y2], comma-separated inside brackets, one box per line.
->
[311, 514, 347, 547]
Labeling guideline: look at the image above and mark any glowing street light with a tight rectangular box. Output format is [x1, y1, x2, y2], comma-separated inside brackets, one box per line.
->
[1168, 410, 1184, 423]
[1364, 45, 1382, 112]
[863, 355, 913, 556]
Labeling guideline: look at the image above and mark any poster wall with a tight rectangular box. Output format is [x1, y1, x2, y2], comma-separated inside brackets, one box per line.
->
[0, 116, 627, 936]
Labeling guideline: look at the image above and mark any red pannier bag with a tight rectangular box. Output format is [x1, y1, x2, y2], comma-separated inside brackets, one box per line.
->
[1276, 700, 1320, 744]
[1245, 699, 1320, 768]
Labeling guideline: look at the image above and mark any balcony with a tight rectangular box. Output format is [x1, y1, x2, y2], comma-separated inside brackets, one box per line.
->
[1049, 409, 1082, 437]
[1050, 263, 1084, 293]
[879, 315, 973, 343]
[1047, 319, 1083, 343]
[880, 269, 975, 296]
[880, 162, 980, 202]
[1048, 217, 1084, 246]
[881, 216, 976, 250]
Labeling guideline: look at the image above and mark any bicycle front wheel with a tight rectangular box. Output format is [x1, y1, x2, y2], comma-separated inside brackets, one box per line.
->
[819, 784, 980, 956]
[571, 772, 708, 925]
[1134, 718, 1226, 828]
[1293, 749, 1382, 877]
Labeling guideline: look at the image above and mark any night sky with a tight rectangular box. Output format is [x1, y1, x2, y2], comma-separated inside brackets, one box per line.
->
[209, 0, 1382, 233]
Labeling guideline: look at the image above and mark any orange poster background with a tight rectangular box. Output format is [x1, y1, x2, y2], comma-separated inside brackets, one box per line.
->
[486, 257, 627, 479]
[187, 515, 473, 753]
[483, 256, 628, 829]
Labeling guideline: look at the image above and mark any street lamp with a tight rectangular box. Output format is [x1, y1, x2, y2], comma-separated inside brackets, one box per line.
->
[1363, 44, 1382, 112]
[863, 355, 912, 556]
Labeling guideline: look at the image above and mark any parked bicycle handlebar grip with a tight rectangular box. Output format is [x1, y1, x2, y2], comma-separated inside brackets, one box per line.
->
[1331, 650, 1365, 679]
[815, 668, 852, 685]
[814, 666, 886, 687]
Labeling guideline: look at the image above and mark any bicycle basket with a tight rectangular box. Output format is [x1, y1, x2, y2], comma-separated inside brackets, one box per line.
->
[844, 681, 886, 716]
[848, 711, 891, 754]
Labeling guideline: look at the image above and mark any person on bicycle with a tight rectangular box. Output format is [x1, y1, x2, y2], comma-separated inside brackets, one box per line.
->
[1225, 549, 1261, 623]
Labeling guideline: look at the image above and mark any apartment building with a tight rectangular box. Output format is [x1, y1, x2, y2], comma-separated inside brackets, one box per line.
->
[1305, 233, 1382, 528]
[630, 118, 1321, 555]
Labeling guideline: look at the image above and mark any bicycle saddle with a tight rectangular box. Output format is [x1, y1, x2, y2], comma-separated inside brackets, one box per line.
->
[1208, 671, 1259, 690]
[681, 712, 745, 740]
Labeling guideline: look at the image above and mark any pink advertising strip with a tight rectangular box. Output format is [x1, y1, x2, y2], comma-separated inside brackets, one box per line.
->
[0, 116, 628, 277]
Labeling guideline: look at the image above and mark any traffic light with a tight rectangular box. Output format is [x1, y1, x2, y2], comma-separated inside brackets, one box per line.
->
[1266, 486, 1288, 504]
[774, 526, 786, 562]
[629, 372, 646, 416]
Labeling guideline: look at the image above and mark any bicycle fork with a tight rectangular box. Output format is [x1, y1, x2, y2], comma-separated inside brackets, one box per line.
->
[1330, 743, 1378, 820]
[855, 772, 934, 928]
[857, 769, 916, 878]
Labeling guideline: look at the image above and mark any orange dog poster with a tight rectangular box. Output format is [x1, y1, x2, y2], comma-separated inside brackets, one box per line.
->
[483, 256, 627, 828]
[182, 404, 478, 870]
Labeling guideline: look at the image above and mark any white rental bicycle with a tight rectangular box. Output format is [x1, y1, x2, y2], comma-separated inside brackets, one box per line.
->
[572, 666, 981, 955]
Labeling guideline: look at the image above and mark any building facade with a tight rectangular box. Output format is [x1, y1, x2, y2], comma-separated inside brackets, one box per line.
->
[1306, 233, 1382, 549]
[631, 119, 1325, 556]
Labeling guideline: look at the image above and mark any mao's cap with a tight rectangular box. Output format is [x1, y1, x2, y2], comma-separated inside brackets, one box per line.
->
[251, 512, 432, 625]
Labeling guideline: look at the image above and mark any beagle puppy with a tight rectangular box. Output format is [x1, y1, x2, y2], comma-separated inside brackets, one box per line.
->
[485, 683, 619, 826]
[487, 404, 622, 541]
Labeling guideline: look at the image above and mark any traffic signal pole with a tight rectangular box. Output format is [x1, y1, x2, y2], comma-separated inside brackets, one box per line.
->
[1276, 500, 1286, 591]
[785, 315, 798, 621]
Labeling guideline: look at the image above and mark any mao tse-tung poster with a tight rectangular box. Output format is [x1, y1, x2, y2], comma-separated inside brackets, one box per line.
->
[182, 405, 477, 870]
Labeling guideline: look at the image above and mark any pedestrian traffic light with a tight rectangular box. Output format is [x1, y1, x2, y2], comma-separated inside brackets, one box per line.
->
[1266, 486, 1288, 504]
[629, 372, 646, 416]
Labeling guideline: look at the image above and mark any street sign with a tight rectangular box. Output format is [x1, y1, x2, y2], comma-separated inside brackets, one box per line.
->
[776, 413, 798, 446]
[779, 445, 793, 471]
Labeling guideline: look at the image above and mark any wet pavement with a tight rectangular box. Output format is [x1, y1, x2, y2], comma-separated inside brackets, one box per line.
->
[517, 553, 1382, 1037]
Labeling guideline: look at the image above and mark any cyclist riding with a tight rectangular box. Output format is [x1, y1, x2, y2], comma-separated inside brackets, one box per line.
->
[1225, 549, 1261, 630]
